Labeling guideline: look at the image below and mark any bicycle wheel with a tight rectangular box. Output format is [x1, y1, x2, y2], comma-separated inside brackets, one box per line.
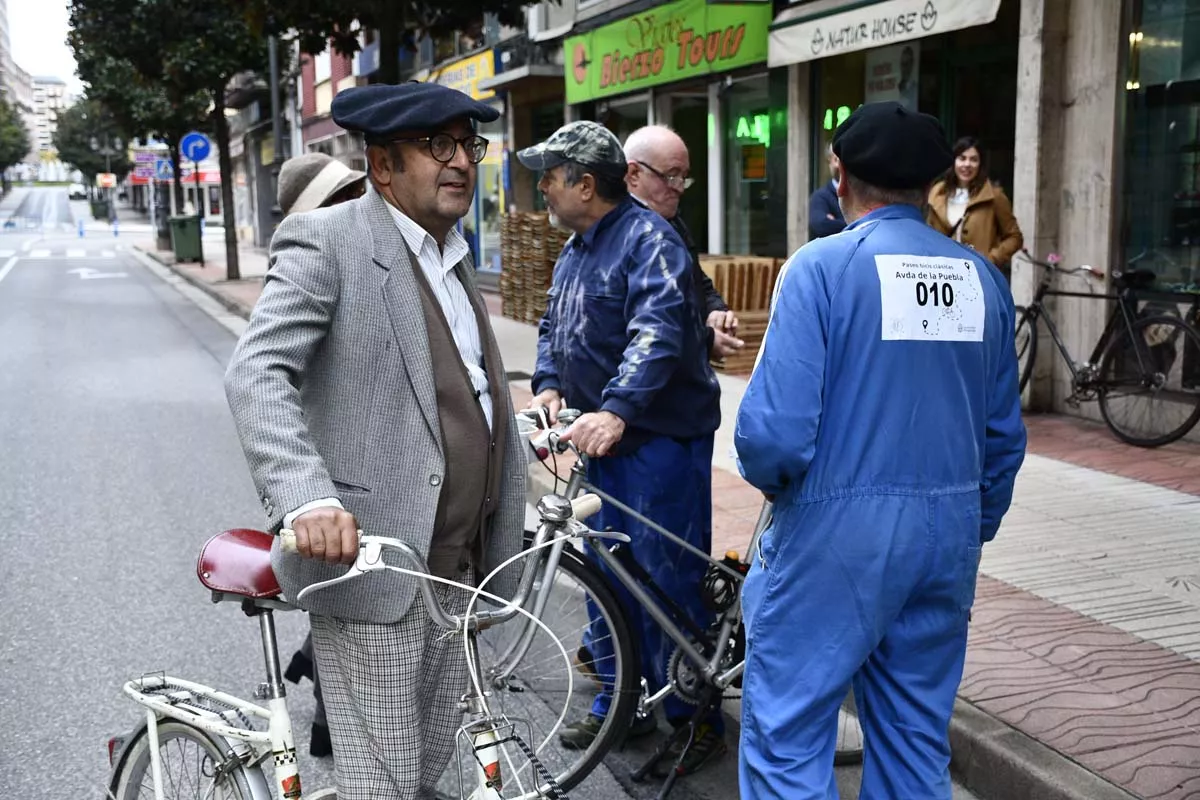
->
[111, 720, 258, 800]
[437, 542, 640, 799]
[1098, 314, 1200, 447]
[1014, 304, 1038, 393]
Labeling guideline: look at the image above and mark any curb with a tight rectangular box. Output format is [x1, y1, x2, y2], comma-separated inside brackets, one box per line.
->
[526, 468, 1139, 800]
[949, 699, 1138, 800]
[132, 243, 254, 321]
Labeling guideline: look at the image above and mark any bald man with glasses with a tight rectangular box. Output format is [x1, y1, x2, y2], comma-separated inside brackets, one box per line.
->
[625, 125, 744, 361]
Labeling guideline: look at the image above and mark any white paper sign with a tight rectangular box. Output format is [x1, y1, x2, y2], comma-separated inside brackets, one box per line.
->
[875, 254, 986, 342]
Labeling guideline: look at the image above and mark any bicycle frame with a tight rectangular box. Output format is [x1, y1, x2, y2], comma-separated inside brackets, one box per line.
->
[501, 451, 767, 709]
[1026, 263, 1155, 384]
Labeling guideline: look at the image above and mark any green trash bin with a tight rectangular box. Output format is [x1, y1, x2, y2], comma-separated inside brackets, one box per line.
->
[169, 216, 204, 263]
[90, 199, 111, 220]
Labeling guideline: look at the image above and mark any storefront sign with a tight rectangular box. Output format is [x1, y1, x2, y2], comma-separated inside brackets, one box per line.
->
[428, 50, 497, 101]
[564, 0, 772, 105]
[767, 0, 1000, 68]
[863, 42, 920, 109]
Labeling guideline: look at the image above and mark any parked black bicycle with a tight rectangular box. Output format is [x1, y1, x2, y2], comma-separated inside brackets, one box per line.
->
[1015, 249, 1200, 447]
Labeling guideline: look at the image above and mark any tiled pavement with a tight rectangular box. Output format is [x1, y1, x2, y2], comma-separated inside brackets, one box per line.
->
[133, 233, 1200, 798]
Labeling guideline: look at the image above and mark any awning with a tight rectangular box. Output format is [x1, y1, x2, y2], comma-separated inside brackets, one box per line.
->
[477, 64, 564, 93]
[768, 0, 1001, 68]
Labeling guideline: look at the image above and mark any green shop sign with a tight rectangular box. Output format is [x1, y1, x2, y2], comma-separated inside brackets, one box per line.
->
[564, 0, 772, 105]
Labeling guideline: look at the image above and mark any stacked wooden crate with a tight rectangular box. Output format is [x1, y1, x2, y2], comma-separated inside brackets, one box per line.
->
[499, 212, 570, 324]
[699, 255, 784, 375]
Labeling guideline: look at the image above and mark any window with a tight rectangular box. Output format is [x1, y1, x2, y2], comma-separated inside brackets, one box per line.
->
[1121, 0, 1200, 290]
[314, 50, 332, 84]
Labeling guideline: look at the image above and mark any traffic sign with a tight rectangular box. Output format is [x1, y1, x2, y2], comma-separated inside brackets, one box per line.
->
[97, 173, 117, 188]
[180, 131, 212, 163]
[154, 159, 174, 181]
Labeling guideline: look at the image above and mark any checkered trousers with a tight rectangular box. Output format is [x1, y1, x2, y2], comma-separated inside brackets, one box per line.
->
[309, 571, 474, 800]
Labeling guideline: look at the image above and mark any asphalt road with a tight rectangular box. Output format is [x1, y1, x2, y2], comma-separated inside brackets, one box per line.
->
[0, 187, 981, 800]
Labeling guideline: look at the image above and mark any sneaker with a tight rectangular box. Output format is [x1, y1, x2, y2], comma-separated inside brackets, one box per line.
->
[651, 723, 728, 778]
[559, 713, 658, 750]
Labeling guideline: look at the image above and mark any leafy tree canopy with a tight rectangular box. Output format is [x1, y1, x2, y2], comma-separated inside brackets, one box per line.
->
[0, 97, 31, 175]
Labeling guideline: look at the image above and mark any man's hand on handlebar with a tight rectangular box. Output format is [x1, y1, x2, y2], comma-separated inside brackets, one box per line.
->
[559, 411, 625, 458]
[528, 388, 563, 425]
[291, 506, 360, 565]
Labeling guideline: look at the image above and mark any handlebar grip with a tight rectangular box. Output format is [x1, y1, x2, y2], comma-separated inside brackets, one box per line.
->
[280, 528, 298, 554]
[571, 494, 602, 522]
[279, 527, 364, 555]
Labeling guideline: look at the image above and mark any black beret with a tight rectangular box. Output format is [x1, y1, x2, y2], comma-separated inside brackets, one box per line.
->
[832, 101, 953, 190]
[331, 82, 500, 140]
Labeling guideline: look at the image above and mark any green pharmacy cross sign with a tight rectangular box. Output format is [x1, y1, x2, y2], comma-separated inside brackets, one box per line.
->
[565, 0, 772, 105]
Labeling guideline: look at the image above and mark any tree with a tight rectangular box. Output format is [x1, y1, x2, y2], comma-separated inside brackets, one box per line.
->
[53, 99, 132, 185]
[69, 0, 269, 279]
[237, 0, 532, 85]
[0, 96, 31, 184]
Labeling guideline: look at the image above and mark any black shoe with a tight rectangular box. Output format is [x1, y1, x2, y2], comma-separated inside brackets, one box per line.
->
[651, 723, 728, 778]
[310, 723, 332, 758]
[285, 651, 314, 685]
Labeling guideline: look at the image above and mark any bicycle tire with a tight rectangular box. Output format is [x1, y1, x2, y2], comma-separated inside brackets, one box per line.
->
[467, 539, 641, 797]
[1015, 304, 1038, 394]
[111, 720, 260, 800]
[1098, 314, 1200, 447]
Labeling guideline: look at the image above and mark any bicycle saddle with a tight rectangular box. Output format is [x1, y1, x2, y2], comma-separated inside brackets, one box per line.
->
[1114, 268, 1157, 290]
[197, 528, 283, 600]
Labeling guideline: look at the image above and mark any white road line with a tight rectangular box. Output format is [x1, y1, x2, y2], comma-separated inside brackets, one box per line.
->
[101, 250, 115, 258]
[0, 256, 16, 284]
[0, 249, 14, 258]
[66, 249, 85, 259]
[20, 239, 33, 252]
[28, 249, 50, 259]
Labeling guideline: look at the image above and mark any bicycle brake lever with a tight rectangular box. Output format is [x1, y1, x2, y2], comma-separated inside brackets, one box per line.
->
[568, 520, 631, 544]
[294, 539, 386, 604]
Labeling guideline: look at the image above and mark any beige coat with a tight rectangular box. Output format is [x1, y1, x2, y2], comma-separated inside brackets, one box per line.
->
[926, 180, 1024, 272]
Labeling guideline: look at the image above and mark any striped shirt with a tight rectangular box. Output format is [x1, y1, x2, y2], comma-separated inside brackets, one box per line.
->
[385, 203, 493, 430]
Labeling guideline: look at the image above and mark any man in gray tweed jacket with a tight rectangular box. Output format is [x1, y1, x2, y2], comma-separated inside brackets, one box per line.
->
[224, 82, 525, 800]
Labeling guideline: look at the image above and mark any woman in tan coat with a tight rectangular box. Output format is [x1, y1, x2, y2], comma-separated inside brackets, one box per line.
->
[926, 137, 1023, 280]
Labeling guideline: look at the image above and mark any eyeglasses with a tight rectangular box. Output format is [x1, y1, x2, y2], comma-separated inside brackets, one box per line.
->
[389, 133, 490, 164]
[633, 160, 694, 192]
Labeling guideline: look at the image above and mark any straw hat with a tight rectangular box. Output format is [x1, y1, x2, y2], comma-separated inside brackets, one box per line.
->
[278, 152, 366, 215]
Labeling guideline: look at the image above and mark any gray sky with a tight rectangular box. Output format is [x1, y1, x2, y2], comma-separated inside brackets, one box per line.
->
[10, 0, 83, 95]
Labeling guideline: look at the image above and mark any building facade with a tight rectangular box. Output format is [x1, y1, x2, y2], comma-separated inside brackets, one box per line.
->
[31, 76, 70, 181]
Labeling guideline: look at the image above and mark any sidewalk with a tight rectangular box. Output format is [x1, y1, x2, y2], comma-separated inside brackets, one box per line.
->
[133, 238, 1200, 800]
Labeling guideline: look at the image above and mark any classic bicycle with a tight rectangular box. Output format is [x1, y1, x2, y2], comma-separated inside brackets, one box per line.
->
[103, 491, 616, 800]
[500, 407, 864, 799]
[1015, 249, 1200, 447]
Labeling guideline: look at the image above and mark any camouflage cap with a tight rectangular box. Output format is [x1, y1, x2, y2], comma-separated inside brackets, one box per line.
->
[516, 121, 627, 177]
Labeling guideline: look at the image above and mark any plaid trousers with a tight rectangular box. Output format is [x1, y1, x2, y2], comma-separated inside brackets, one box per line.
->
[309, 573, 472, 800]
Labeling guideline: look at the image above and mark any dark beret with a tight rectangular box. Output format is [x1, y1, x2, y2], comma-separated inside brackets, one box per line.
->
[331, 82, 500, 140]
[832, 101, 953, 190]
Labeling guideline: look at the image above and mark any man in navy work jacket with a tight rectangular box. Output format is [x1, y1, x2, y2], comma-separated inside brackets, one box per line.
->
[735, 102, 1026, 799]
[519, 120, 726, 774]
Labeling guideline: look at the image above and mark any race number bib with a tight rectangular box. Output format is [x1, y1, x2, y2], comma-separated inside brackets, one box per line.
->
[875, 255, 986, 342]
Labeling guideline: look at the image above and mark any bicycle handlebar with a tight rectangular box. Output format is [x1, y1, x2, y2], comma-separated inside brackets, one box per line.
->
[1019, 248, 1104, 279]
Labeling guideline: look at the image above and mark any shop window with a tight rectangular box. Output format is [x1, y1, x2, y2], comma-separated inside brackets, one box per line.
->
[725, 77, 772, 255]
[1122, 0, 1200, 290]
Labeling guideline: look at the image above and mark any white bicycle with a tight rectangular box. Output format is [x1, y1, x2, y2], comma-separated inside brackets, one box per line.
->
[104, 490, 618, 800]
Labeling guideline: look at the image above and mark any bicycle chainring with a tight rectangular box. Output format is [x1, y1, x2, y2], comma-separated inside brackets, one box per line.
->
[667, 645, 707, 706]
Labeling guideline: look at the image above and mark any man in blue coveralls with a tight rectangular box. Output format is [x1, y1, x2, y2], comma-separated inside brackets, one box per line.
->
[518, 120, 727, 774]
[735, 101, 1027, 799]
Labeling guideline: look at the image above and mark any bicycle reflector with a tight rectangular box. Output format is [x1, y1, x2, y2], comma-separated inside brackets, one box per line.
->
[107, 734, 126, 766]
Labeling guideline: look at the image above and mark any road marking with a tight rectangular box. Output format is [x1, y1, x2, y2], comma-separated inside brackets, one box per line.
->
[101, 250, 115, 258]
[0, 256, 15, 284]
[66, 248, 85, 259]
[29, 249, 50, 259]
[21, 239, 33, 252]
[0, 249, 13, 258]
[67, 266, 128, 280]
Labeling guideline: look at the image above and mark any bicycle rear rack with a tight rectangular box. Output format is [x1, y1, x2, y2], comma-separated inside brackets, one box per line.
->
[123, 673, 271, 747]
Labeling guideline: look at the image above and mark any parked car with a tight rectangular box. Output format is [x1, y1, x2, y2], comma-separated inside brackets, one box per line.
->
[68, 182, 87, 200]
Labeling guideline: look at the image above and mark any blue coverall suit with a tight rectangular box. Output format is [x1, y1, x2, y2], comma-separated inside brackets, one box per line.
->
[532, 197, 723, 727]
[734, 205, 1027, 798]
